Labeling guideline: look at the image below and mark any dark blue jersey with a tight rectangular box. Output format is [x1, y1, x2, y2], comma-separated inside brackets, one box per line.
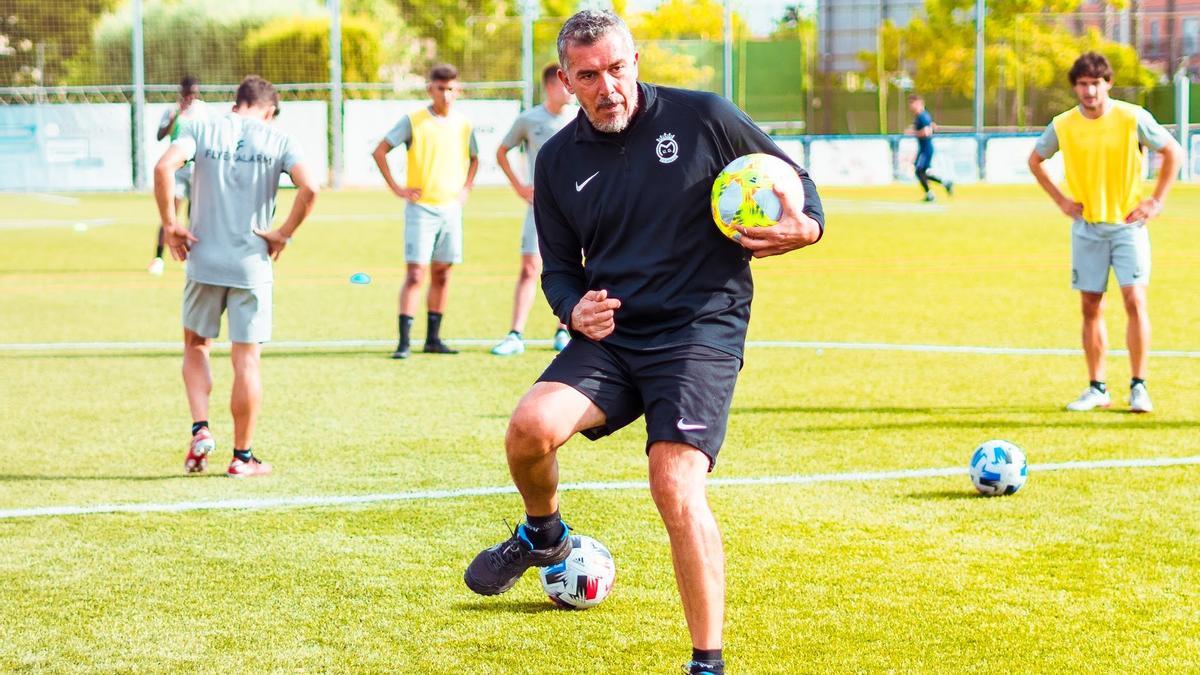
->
[914, 110, 934, 155]
[534, 82, 824, 360]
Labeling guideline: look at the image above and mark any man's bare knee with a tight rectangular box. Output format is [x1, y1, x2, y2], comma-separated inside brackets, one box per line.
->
[648, 445, 709, 529]
[506, 404, 561, 461]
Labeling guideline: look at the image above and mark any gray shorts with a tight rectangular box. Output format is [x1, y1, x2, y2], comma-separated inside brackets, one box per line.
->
[521, 207, 540, 257]
[182, 279, 272, 343]
[1071, 219, 1151, 293]
[405, 202, 463, 264]
[174, 164, 193, 201]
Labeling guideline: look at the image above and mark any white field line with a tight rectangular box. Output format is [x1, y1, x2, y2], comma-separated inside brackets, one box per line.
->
[1, 455, 1197, 521]
[3, 338, 1200, 358]
[0, 217, 117, 230]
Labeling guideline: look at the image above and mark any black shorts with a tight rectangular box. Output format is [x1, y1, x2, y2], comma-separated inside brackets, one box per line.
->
[537, 338, 742, 471]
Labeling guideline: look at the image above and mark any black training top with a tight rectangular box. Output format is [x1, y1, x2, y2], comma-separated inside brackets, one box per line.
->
[533, 82, 825, 360]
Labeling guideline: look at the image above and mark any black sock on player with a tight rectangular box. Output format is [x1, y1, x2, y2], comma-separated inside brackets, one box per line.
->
[233, 448, 253, 462]
[688, 648, 725, 674]
[1090, 380, 1107, 393]
[523, 510, 565, 549]
[191, 420, 208, 436]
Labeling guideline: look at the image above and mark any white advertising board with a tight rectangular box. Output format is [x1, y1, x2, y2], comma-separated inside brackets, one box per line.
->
[984, 136, 1064, 183]
[896, 137, 980, 184]
[807, 138, 892, 185]
[0, 104, 132, 191]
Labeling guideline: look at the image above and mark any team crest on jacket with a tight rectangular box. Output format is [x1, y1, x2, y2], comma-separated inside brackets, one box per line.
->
[655, 133, 679, 164]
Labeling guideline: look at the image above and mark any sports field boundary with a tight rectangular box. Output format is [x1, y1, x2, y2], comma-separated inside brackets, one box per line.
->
[1, 454, 1197, 521]
[3, 338, 1200, 358]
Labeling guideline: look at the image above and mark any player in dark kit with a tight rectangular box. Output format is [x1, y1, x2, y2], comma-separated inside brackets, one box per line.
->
[463, 11, 825, 674]
[907, 93, 953, 202]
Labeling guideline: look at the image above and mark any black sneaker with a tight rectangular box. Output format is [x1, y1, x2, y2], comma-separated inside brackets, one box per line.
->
[682, 661, 725, 675]
[423, 340, 458, 354]
[391, 342, 411, 359]
[464, 523, 572, 595]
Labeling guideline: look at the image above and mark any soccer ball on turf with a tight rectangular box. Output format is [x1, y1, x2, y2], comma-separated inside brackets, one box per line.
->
[710, 153, 804, 239]
[969, 440, 1028, 496]
[538, 535, 616, 609]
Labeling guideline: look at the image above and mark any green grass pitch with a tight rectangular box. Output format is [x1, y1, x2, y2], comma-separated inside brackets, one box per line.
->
[1, 183, 1199, 672]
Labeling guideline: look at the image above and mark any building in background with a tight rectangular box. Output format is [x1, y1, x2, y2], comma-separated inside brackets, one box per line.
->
[817, 0, 924, 74]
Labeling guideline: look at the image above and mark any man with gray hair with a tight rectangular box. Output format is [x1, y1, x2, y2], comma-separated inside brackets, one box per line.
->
[464, 11, 826, 674]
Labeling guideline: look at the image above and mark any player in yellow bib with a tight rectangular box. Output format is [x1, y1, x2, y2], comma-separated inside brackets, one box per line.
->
[1029, 52, 1182, 413]
[372, 64, 479, 359]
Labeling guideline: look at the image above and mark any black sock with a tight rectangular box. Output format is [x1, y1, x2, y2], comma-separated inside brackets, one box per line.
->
[509, 330, 522, 338]
[233, 448, 253, 462]
[523, 510, 565, 549]
[691, 648, 724, 673]
[398, 314, 413, 347]
[1131, 377, 1146, 388]
[1090, 380, 1107, 393]
[191, 420, 208, 436]
[427, 312, 444, 344]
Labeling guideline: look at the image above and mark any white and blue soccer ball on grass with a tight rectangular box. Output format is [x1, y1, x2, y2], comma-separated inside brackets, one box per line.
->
[538, 535, 616, 609]
[969, 440, 1028, 496]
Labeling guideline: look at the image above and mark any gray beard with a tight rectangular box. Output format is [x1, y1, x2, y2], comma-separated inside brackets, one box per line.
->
[585, 101, 638, 134]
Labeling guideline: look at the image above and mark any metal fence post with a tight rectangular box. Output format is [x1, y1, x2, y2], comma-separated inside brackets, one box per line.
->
[329, 0, 344, 189]
[975, 0, 986, 179]
[131, 0, 146, 190]
[522, 0, 535, 110]
[1175, 65, 1190, 181]
[723, 0, 733, 100]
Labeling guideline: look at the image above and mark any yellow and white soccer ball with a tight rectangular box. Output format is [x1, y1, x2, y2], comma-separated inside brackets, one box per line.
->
[710, 153, 803, 239]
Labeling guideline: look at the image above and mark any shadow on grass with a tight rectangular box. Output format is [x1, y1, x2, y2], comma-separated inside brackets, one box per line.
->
[454, 600, 561, 615]
[0, 473, 221, 482]
[734, 405, 1042, 416]
[906, 489, 987, 501]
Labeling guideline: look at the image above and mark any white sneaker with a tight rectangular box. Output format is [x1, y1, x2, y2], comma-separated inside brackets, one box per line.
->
[1130, 382, 1153, 413]
[1066, 386, 1111, 411]
[147, 257, 164, 276]
[491, 333, 525, 356]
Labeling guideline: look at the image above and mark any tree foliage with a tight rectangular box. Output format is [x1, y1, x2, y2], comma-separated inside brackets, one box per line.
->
[71, 0, 396, 86]
[0, 0, 119, 87]
[860, 0, 1157, 121]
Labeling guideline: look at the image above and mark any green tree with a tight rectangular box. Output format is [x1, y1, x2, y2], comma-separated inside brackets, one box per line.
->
[244, 15, 386, 84]
[860, 0, 1156, 125]
[0, 0, 119, 87]
[626, 0, 747, 90]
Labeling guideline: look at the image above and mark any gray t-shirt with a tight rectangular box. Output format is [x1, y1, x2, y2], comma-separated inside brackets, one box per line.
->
[1034, 104, 1173, 159]
[501, 104, 577, 178]
[172, 113, 303, 288]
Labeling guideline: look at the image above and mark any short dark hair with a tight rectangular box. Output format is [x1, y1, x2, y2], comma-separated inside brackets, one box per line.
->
[1069, 52, 1113, 85]
[429, 64, 459, 83]
[541, 63, 560, 85]
[907, 93, 923, 103]
[235, 75, 279, 111]
[180, 75, 198, 92]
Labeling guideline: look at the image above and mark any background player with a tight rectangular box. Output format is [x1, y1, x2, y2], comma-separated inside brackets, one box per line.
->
[463, 11, 824, 675]
[155, 75, 318, 477]
[149, 75, 209, 275]
[491, 63, 577, 356]
[371, 64, 479, 359]
[906, 93, 953, 202]
[1028, 52, 1181, 413]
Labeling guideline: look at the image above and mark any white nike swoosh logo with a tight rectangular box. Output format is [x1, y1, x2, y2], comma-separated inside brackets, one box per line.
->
[575, 172, 599, 192]
[676, 419, 707, 431]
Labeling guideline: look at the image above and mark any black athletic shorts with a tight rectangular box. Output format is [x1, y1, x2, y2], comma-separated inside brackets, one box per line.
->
[537, 338, 742, 471]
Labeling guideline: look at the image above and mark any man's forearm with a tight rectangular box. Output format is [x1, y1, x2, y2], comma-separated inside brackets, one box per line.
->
[496, 148, 525, 192]
[278, 187, 317, 237]
[465, 157, 479, 189]
[154, 167, 177, 224]
[1028, 156, 1065, 203]
[541, 271, 586, 326]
